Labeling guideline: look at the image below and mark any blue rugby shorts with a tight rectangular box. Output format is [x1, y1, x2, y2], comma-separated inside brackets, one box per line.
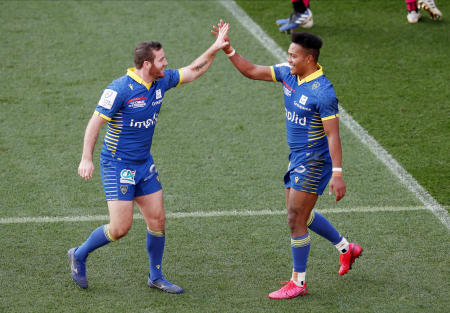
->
[100, 158, 162, 201]
[284, 150, 332, 195]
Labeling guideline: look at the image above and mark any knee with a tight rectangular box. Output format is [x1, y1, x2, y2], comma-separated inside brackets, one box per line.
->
[148, 212, 166, 229]
[287, 206, 308, 233]
[157, 213, 166, 226]
[108, 222, 132, 240]
[287, 209, 299, 230]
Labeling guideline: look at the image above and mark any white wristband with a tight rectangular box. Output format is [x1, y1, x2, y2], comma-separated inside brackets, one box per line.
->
[226, 48, 236, 57]
[332, 168, 342, 172]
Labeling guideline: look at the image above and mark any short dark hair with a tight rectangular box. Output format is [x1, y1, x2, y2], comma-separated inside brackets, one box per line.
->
[291, 32, 322, 62]
[134, 41, 162, 69]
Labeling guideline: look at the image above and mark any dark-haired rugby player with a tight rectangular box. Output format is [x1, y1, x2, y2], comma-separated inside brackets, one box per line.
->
[213, 25, 363, 299]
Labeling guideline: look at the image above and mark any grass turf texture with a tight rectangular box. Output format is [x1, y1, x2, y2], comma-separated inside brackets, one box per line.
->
[236, 0, 450, 206]
[0, 1, 448, 312]
[1, 212, 449, 313]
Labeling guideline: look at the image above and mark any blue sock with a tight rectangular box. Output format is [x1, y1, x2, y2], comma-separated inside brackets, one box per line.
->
[291, 233, 311, 273]
[147, 228, 165, 281]
[308, 212, 342, 245]
[74, 225, 115, 262]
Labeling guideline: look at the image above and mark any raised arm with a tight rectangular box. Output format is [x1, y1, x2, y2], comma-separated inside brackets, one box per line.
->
[179, 23, 230, 84]
[211, 21, 273, 82]
[226, 53, 273, 81]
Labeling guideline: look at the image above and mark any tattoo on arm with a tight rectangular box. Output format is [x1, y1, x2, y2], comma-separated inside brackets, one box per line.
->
[193, 60, 208, 72]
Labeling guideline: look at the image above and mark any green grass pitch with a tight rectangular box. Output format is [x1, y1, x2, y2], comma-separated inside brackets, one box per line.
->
[0, 1, 448, 312]
[236, 0, 450, 207]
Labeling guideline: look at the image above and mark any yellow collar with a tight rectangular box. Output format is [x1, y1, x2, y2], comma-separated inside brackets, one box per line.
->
[297, 64, 323, 86]
[127, 68, 153, 90]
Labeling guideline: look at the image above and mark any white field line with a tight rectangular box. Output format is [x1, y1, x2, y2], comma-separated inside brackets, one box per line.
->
[219, 0, 450, 230]
[0, 206, 427, 224]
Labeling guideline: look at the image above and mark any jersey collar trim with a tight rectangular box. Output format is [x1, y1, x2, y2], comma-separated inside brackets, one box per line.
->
[127, 68, 153, 90]
[297, 64, 323, 86]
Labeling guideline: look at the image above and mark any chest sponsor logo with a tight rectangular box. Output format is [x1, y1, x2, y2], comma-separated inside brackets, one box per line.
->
[129, 112, 158, 128]
[156, 89, 162, 99]
[152, 99, 163, 107]
[120, 169, 136, 185]
[294, 101, 311, 111]
[98, 89, 117, 110]
[299, 94, 308, 105]
[285, 108, 306, 126]
[127, 96, 148, 109]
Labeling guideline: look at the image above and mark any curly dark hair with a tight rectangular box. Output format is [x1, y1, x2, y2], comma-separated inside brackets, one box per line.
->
[291, 32, 322, 62]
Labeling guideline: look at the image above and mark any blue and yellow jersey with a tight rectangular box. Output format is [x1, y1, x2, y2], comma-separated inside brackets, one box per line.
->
[270, 63, 339, 153]
[94, 68, 182, 163]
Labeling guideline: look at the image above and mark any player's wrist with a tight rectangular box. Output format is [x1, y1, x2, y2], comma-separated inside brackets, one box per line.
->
[224, 46, 233, 53]
[332, 167, 342, 177]
[224, 46, 234, 55]
[225, 47, 235, 57]
[81, 155, 93, 162]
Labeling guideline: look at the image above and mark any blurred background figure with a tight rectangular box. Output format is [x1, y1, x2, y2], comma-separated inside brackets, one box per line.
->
[276, 0, 313, 32]
[406, 0, 442, 23]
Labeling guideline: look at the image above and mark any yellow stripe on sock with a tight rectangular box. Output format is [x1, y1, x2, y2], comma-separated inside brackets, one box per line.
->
[291, 235, 311, 247]
[307, 211, 315, 227]
[147, 227, 165, 237]
[104, 225, 117, 242]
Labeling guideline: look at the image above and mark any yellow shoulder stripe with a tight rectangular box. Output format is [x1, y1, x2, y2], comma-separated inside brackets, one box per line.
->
[321, 114, 339, 121]
[176, 69, 183, 87]
[94, 110, 112, 121]
[270, 66, 277, 82]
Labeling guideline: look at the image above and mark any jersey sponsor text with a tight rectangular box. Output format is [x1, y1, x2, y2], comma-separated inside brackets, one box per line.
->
[129, 113, 158, 128]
